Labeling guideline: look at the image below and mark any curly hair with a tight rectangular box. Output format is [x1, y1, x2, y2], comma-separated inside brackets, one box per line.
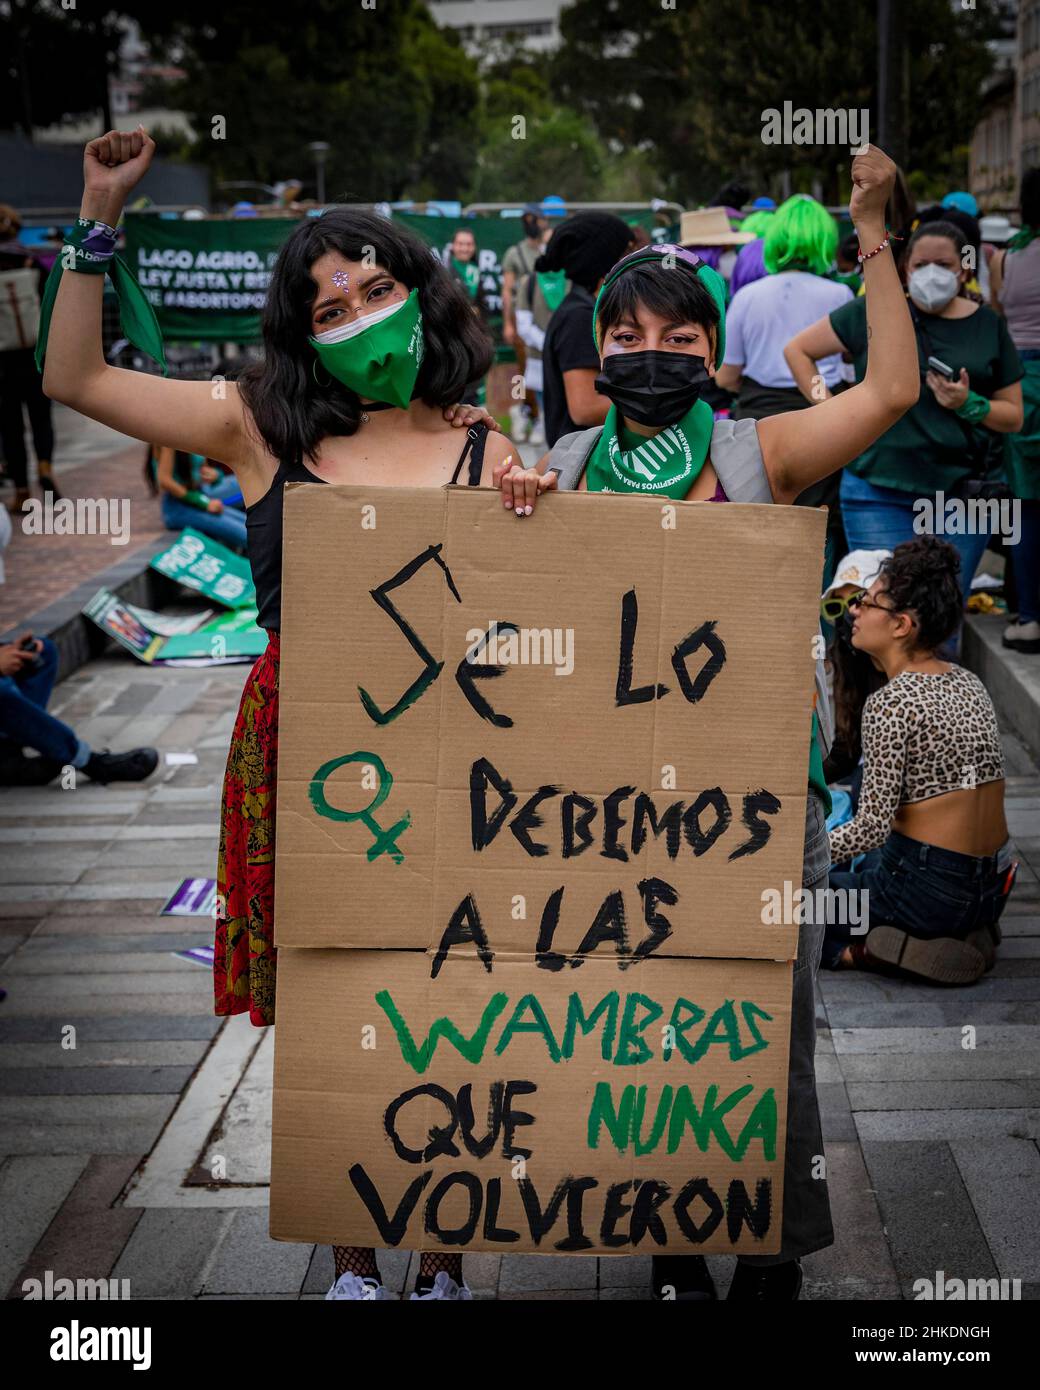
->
[878, 537, 962, 652]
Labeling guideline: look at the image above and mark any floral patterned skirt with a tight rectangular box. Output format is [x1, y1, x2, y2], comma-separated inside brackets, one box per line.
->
[214, 632, 279, 1027]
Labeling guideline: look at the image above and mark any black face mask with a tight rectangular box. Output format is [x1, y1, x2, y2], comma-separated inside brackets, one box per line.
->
[594, 349, 712, 427]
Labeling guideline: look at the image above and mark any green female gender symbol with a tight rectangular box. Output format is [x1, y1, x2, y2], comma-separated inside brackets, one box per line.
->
[308, 752, 411, 864]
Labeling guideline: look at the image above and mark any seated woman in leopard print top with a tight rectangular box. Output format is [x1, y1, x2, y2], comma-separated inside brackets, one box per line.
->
[824, 537, 1012, 985]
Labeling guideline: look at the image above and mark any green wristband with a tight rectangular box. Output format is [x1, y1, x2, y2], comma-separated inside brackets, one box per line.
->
[956, 390, 991, 423]
[183, 489, 209, 509]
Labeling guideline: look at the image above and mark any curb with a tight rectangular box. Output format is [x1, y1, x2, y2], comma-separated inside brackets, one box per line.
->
[963, 613, 1040, 765]
[1, 539, 182, 685]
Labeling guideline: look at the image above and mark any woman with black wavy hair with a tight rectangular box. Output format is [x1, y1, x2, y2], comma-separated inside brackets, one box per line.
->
[825, 537, 1013, 985]
[39, 127, 516, 1302]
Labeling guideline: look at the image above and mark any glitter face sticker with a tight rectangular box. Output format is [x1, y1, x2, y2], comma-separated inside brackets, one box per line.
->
[331, 270, 350, 291]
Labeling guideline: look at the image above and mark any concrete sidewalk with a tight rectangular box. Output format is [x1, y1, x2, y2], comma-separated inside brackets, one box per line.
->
[1, 646, 1038, 1301]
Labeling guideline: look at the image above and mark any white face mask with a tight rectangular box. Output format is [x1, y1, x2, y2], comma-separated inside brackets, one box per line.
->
[718, 249, 738, 280]
[908, 263, 960, 313]
[312, 294, 407, 345]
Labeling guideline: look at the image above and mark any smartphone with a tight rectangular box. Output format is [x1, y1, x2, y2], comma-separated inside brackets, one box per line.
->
[927, 355, 956, 380]
[18, 635, 35, 651]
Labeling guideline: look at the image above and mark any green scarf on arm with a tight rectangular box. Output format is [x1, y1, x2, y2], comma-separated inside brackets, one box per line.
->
[34, 216, 167, 375]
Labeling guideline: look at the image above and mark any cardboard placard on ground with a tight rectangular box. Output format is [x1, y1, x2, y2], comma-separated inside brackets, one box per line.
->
[271, 484, 824, 1256]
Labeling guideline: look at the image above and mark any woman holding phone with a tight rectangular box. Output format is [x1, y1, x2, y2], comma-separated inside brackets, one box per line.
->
[785, 219, 1024, 605]
[496, 146, 919, 1301]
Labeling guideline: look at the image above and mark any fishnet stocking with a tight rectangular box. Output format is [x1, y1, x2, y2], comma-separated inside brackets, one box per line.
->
[332, 1245, 379, 1280]
[417, 1251, 463, 1283]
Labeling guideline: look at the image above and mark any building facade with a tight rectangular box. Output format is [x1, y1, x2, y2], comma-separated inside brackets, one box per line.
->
[427, 0, 569, 53]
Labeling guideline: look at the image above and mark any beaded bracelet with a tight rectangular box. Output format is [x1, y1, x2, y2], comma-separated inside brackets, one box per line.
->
[857, 235, 891, 264]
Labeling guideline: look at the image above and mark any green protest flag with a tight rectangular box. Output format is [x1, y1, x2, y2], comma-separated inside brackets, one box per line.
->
[122, 215, 298, 342]
[150, 528, 255, 609]
[395, 210, 676, 364]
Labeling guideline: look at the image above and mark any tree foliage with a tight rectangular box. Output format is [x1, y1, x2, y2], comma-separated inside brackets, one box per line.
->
[551, 0, 1002, 203]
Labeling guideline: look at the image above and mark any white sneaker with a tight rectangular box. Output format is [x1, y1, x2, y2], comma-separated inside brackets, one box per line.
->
[326, 1272, 395, 1300]
[409, 1271, 473, 1300]
[528, 417, 546, 447]
[1002, 619, 1040, 653]
[509, 403, 530, 442]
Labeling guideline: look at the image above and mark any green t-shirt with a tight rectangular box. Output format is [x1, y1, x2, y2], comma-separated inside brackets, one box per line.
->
[829, 296, 1023, 494]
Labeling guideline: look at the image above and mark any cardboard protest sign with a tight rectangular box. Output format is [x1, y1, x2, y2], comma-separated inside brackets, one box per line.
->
[271, 485, 824, 1256]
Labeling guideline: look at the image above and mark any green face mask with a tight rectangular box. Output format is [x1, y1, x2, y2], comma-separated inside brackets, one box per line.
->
[309, 288, 425, 408]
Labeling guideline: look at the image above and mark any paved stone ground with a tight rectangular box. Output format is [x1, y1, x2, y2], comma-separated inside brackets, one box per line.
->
[0, 651, 1038, 1302]
[1, 407, 171, 629]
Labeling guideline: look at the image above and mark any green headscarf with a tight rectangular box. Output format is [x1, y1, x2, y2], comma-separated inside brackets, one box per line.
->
[592, 244, 727, 365]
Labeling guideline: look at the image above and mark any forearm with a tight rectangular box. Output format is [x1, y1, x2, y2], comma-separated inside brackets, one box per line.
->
[41, 190, 125, 404]
[784, 341, 832, 404]
[980, 398, 1025, 433]
[858, 219, 918, 409]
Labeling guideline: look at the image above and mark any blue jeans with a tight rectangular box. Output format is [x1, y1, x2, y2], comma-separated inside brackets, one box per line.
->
[205, 472, 244, 508]
[823, 830, 1012, 968]
[839, 470, 992, 606]
[0, 636, 89, 767]
[161, 490, 247, 551]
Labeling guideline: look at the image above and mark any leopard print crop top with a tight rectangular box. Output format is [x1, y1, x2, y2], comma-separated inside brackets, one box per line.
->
[828, 665, 1005, 862]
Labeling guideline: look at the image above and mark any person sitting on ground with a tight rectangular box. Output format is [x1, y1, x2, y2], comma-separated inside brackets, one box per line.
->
[824, 537, 1014, 985]
[145, 443, 248, 551]
[0, 631, 158, 785]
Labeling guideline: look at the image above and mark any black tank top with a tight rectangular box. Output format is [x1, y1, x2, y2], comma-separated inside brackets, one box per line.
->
[246, 424, 490, 632]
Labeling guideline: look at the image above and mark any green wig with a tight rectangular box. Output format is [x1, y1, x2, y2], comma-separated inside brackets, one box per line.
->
[763, 194, 838, 276]
[738, 210, 774, 240]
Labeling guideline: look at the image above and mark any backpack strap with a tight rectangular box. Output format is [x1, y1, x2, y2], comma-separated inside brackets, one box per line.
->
[450, 422, 489, 486]
[706, 417, 773, 503]
[544, 426, 603, 489]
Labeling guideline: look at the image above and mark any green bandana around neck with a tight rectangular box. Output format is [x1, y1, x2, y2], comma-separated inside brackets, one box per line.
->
[536, 269, 567, 312]
[1008, 225, 1038, 253]
[585, 400, 713, 497]
[310, 287, 425, 409]
[35, 217, 167, 376]
[452, 258, 480, 298]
